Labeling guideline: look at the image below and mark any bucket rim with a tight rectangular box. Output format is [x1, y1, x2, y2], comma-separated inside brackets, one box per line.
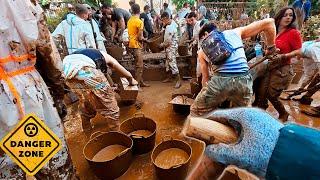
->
[83, 131, 133, 162]
[119, 114, 157, 138]
[151, 138, 192, 170]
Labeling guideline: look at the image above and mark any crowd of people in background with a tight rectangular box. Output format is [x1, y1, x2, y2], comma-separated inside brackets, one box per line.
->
[1, 0, 319, 178]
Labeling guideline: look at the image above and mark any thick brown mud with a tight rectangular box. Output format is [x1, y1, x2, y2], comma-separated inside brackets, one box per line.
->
[64, 81, 320, 179]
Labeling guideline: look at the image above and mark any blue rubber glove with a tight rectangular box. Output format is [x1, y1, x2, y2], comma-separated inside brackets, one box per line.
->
[203, 107, 284, 177]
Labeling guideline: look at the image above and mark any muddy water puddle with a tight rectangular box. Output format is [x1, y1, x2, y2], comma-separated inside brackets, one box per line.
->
[129, 130, 152, 138]
[155, 148, 189, 169]
[92, 145, 127, 162]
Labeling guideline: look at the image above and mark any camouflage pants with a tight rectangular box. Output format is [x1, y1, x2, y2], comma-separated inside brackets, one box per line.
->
[165, 48, 179, 75]
[190, 73, 253, 117]
[67, 67, 120, 132]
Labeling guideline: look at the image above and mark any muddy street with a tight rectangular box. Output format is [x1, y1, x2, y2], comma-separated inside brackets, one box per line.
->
[63, 81, 320, 180]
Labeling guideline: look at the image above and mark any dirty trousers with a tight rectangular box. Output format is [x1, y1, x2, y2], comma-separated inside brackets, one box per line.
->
[256, 65, 294, 114]
[190, 73, 253, 116]
[302, 73, 320, 99]
[129, 48, 144, 83]
[67, 68, 120, 131]
[165, 48, 179, 75]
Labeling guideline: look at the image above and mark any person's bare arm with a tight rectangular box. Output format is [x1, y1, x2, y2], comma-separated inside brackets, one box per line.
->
[199, 50, 210, 87]
[236, 18, 276, 47]
[111, 21, 116, 40]
[285, 48, 303, 59]
[101, 51, 138, 85]
[138, 24, 146, 41]
[119, 17, 126, 32]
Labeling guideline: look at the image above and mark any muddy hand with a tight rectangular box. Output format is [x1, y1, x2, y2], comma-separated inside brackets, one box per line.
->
[128, 77, 138, 86]
[203, 107, 283, 177]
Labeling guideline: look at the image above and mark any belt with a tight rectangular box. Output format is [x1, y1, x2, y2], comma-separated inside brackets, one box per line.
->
[0, 54, 36, 119]
[215, 71, 250, 77]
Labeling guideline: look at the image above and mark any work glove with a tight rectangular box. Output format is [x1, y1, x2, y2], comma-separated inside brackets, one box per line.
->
[203, 107, 284, 177]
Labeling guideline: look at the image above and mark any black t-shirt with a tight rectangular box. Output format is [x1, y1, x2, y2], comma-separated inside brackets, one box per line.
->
[112, 8, 131, 24]
[140, 12, 153, 34]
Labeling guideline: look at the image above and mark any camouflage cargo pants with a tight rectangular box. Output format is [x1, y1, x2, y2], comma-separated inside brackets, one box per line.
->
[190, 73, 253, 117]
[165, 48, 179, 75]
[67, 67, 120, 132]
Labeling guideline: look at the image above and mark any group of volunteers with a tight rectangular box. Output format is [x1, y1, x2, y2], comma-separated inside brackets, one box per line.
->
[0, 0, 319, 179]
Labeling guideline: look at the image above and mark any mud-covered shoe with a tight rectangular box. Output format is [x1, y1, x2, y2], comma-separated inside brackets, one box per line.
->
[174, 74, 182, 89]
[302, 106, 320, 117]
[299, 96, 313, 105]
[162, 73, 173, 83]
[279, 112, 289, 122]
[140, 81, 150, 87]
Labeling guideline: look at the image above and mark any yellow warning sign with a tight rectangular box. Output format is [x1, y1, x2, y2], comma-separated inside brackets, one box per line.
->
[0, 114, 62, 176]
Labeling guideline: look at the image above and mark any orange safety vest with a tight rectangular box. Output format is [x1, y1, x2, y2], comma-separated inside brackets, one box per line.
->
[0, 54, 37, 119]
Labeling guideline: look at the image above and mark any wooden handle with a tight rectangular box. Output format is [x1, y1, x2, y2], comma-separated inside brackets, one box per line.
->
[182, 117, 238, 144]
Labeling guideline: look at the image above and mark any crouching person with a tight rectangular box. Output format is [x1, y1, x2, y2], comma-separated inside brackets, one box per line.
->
[159, 11, 182, 89]
[63, 49, 138, 134]
[190, 19, 277, 116]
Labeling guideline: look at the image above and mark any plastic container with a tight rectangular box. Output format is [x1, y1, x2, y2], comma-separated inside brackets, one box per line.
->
[254, 43, 263, 58]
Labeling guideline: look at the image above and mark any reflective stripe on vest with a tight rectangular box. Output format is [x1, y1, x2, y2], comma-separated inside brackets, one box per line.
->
[0, 54, 36, 119]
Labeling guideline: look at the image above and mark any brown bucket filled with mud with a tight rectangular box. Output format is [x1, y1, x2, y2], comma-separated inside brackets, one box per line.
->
[147, 34, 164, 53]
[178, 44, 189, 56]
[120, 113, 156, 154]
[151, 137, 192, 180]
[83, 131, 133, 179]
[106, 45, 123, 60]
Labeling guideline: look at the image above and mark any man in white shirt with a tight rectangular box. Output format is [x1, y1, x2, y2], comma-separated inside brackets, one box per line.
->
[52, 4, 95, 54]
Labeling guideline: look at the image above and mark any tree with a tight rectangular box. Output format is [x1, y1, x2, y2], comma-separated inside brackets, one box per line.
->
[172, 0, 195, 10]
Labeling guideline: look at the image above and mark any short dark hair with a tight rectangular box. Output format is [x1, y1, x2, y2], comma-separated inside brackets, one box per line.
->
[131, 4, 140, 14]
[187, 12, 197, 19]
[274, 6, 297, 32]
[199, 23, 217, 39]
[75, 4, 88, 16]
[101, 3, 111, 9]
[183, 2, 188, 7]
[144, 5, 150, 11]
[163, 3, 168, 8]
[161, 11, 170, 19]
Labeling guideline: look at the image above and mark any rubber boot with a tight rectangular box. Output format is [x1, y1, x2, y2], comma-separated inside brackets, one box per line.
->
[299, 96, 313, 105]
[162, 71, 173, 83]
[279, 111, 289, 122]
[174, 74, 182, 89]
[80, 115, 93, 137]
[140, 80, 150, 87]
[136, 67, 150, 87]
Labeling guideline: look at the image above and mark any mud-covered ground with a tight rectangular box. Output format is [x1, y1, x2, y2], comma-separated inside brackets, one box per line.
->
[63, 81, 320, 180]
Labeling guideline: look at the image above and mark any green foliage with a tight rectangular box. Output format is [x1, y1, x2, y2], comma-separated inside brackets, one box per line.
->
[46, 8, 68, 32]
[172, 0, 195, 10]
[302, 15, 320, 40]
